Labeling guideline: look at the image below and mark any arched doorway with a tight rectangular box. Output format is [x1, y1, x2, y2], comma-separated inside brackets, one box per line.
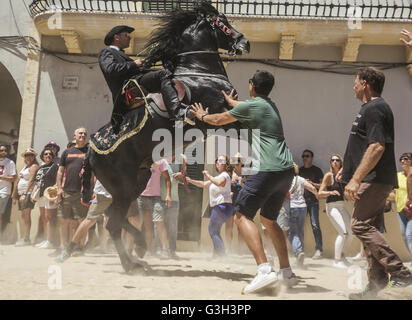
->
[0, 62, 22, 243]
[0, 62, 21, 156]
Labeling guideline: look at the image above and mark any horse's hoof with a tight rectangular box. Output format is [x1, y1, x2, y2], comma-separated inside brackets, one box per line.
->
[135, 245, 147, 259]
[125, 262, 147, 275]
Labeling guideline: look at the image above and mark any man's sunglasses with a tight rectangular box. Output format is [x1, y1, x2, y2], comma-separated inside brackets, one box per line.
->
[302, 155, 311, 158]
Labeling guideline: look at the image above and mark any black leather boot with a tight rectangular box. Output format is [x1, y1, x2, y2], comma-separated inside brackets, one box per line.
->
[161, 76, 195, 125]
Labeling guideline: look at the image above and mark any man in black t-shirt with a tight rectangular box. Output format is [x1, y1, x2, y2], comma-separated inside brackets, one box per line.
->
[299, 150, 323, 259]
[50, 128, 89, 257]
[339, 67, 412, 299]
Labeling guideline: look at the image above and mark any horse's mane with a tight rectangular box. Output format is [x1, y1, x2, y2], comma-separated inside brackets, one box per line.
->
[143, 1, 219, 70]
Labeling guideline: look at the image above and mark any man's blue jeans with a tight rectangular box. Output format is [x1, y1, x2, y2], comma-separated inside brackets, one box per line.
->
[288, 207, 307, 256]
[398, 211, 412, 263]
[307, 202, 323, 252]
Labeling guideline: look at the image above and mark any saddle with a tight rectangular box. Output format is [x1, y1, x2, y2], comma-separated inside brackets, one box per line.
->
[89, 79, 191, 155]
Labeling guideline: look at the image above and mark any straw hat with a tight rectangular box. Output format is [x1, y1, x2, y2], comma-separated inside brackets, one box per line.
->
[21, 148, 38, 158]
[44, 186, 58, 201]
[231, 152, 245, 163]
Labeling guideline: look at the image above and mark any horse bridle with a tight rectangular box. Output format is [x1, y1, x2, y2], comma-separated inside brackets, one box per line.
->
[175, 15, 239, 59]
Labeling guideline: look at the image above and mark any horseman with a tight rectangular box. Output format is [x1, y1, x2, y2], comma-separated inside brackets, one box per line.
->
[98, 25, 194, 132]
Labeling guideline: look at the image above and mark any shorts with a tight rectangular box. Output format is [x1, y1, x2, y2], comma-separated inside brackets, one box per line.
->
[234, 168, 294, 221]
[86, 194, 112, 220]
[58, 191, 88, 220]
[37, 196, 58, 209]
[0, 194, 10, 214]
[138, 196, 164, 222]
[18, 193, 35, 211]
[126, 199, 141, 218]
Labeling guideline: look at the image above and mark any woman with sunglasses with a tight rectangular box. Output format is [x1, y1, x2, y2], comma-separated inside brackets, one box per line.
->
[32, 148, 59, 249]
[389, 153, 412, 266]
[12, 148, 39, 246]
[174, 155, 233, 258]
[319, 154, 353, 268]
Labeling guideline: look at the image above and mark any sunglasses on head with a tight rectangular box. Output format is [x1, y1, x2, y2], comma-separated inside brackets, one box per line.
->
[400, 157, 410, 162]
[330, 158, 341, 163]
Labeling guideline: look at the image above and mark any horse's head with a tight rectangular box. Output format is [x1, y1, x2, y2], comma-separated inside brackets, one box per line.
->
[143, 1, 250, 69]
[206, 11, 250, 56]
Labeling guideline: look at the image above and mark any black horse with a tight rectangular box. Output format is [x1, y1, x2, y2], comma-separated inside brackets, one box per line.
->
[85, 2, 250, 272]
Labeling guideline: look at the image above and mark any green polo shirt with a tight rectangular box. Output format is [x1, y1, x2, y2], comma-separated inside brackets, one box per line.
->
[228, 96, 293, 172]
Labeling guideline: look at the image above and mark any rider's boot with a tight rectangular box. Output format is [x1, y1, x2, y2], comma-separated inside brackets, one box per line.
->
[161, 77, 195, 126]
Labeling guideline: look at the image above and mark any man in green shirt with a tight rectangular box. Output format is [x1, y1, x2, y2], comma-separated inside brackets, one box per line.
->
[191, 70, 297, 294]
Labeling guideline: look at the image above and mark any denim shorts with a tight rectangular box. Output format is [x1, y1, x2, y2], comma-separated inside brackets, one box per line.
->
[138, 196, 164, 222]
[0, 194, 10, 214]
[234, 168, 294, 221]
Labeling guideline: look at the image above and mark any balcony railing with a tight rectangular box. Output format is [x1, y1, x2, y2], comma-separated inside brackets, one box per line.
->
[29, 0, 412, 20]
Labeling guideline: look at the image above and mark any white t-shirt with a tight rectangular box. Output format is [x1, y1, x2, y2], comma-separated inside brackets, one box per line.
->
[289, 176, 307, 208]
[209, 172, 232, 207]
[93, 180, 111, 198]
[18, 166, 34, 195]
[0, 158, 16, 195]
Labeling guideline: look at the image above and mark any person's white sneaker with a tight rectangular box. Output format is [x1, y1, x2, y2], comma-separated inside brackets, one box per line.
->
[35, 240, 47, 248]
[296, 252, 305, 267]
[349, 253, 364, 261]
[15, 239, 31, 247]
[312, 249, 323, 260]
[242, 269, 279, 294]
[39, 241, 53, 249]
[333, 261, 348, 269]
[278, 268, 299, 287]
[341, 257, 352, 267]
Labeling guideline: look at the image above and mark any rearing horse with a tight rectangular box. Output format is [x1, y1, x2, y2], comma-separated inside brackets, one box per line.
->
[86, 2, 250, 272]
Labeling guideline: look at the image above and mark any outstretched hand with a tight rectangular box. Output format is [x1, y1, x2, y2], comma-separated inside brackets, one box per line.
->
[400, 29, 412, 51]
[191, 103, 209, 121]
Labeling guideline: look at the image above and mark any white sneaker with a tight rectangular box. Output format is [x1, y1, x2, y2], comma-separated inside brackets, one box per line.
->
[242, 269, 279, 294]
[341, 257, 352, 267]
[312, 249, 323, 260]
[333, 261, 348, 269]
[39, 241, 53, 249]
[349, 253, 364, 261]
[278, 268, 299, 287]
[15, 239, 31, 247]
[35, 240, 47, 248]
[297, 252, 305, 267]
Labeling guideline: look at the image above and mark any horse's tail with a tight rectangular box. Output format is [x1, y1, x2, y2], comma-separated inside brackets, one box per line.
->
[80, 146, 93, 204]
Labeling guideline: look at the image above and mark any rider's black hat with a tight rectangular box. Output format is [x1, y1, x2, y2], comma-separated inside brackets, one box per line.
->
[104, 25, 135, 46]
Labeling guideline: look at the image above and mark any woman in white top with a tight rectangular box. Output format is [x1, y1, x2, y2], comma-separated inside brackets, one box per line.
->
[288, 163, 318, 267]
[12, 148, 39, 246]
[175, 155, 233, 257]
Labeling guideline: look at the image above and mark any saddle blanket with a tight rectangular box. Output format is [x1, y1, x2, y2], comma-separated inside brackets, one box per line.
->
[89, 105, 148, 155]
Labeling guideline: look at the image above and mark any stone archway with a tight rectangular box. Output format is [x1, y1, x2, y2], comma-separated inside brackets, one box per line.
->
[0, 62, 22, 244]
[0, 62, 21, 151]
